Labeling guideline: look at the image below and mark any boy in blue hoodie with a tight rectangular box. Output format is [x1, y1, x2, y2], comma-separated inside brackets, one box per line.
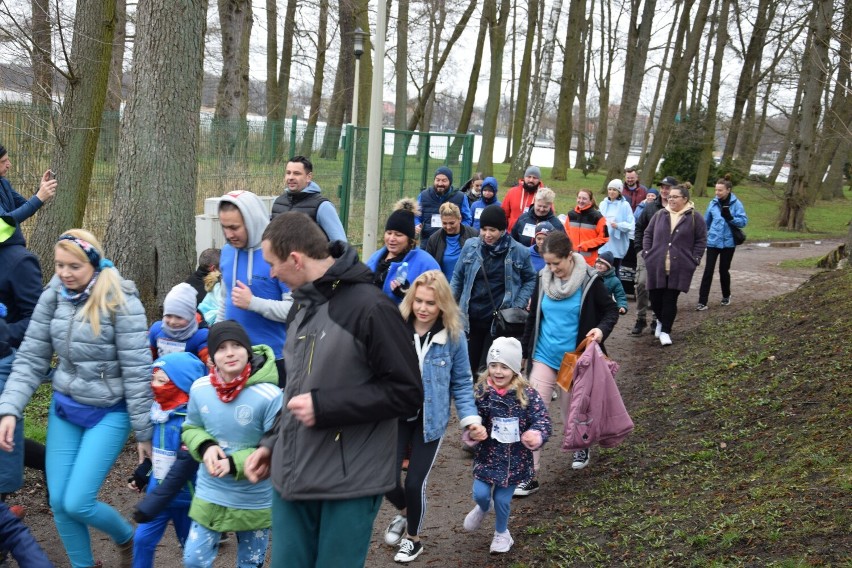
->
[129, 352, 207, 568]
[470, 177, 500, 230]
[595, 252, 628, 314]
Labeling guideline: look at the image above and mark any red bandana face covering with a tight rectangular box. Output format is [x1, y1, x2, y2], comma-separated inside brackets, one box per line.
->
[209, 363, 252, 403]
[152, 380, 190, 411]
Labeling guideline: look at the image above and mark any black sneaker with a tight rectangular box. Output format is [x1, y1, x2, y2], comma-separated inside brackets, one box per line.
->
[629, 320, 647, 335]
[720, 297, 731, 306]
[696, 303, 708, 311]
[394, 538, 423, 563]
[513, 479, 540, 496]
[572, 449, 590, 470]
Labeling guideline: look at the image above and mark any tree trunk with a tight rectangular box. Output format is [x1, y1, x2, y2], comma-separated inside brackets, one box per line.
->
[319, 0, 355, 160]
[214, 0, 253, 158]
[105, 0, 207, 317]
[262, 0, 281, 162]
[821, 141, 850, 200]
[446, 10, 487, 165]
[476, 0, 510, 175]
[31, 0, 52, 105]
[508, 0, 539, 172]
[551, 0, 586, 180]
[638, 0, 680, 171]
[591, 0, 612, 165]
[767, 76, 803, 186]
[778, 0, 831, 230]
[501, 1, 517, 165]
[602, 0, 656, 191]
[277, 0, 297, 158]
[574, 13, 591, 173]
[390, 0, 409, 175]
[100, 0, 126, 162]
[694, 0, 730, 196]
[640, 0, 712, 179]
[720, 0, 774, 163]
[28, 0, 117, 266]
[300, 0, 328, 156]
[508, 0, 563, 184]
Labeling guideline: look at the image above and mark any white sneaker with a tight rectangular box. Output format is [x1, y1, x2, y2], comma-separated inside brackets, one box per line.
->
[393, 538, 423, 562]
[463, 504, 487, 531]
[654, 321, 663, 337]
[384, 514, 407, 545]
[490, 530, 514, 553]
[659, 332, 672, 346]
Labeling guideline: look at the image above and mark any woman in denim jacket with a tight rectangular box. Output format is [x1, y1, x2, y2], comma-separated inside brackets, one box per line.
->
[450, 205, 537, 376]
[382, 270, 486, 563]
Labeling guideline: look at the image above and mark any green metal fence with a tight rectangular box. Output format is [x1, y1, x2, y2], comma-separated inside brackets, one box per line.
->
[0, 102, 474, 248]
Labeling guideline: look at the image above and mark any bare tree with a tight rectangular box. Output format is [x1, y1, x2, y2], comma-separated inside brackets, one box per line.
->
[591, 0, 614, 166]
[28, 0, 118, 264]
[300, 0, 328, 156]
[214, 0, 253, 157]
[778, 0, 832, 230]
[551, 0, 587, 179]
[574, 11, 592, 172]
[446, 7, 487, 164]
[507, 0, 539, 171]
[507, 0, 563, 183]
[105, 0, 208, 315]
[319, 0, 355, 159]
[262, 0, 281, 161]
[278, 0, 298, 123]
[602, 0, 657, 191]
[476, 0, 511, 175]
[30, 0, 52, 105]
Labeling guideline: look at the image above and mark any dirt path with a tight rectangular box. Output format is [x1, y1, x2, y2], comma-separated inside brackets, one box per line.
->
[9, 239, 840, 568]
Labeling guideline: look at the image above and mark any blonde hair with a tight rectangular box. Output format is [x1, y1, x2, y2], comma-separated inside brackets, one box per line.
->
[474, 366, 529, 407]
[399, 270, 463, 341]
[55, 229, 127, 336]
[439, 202, 461, 219]
[535, 187, 556, 204]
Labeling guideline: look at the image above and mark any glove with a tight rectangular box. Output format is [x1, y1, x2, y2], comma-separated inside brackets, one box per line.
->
[133, 507, 155, 524]
[127, 458, 152, 492]
[720, 206, 733, 221]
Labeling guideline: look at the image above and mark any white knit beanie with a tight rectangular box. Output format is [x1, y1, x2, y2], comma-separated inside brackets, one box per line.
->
[163, 283, 198, 321]
[487, 337, 523, 376]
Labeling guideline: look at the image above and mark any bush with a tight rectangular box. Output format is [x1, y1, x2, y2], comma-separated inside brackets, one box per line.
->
[659, 113, 716, 185]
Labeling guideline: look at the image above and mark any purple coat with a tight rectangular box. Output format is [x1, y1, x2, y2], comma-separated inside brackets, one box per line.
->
[562, 340, 633, 451]
[641, 206, 707, 293]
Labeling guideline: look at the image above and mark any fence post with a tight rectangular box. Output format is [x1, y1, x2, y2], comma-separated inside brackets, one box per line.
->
[340, 124, 353, 234]
[289, 115, 298, 160]
[462, 134, 474, 184]
[420, 132, 431, 190]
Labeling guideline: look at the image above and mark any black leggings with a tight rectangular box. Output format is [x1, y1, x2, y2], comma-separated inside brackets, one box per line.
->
[649, 288, 682, 334]
[467, 319, 495, 377]
[698, 247, 736, 304]
[384, 415, 442, 538]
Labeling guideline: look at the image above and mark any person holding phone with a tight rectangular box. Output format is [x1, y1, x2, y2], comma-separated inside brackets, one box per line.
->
[0, 145, 57, 245]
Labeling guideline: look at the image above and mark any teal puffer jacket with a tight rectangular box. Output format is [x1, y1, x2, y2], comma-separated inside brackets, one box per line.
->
[0, 274, 152, 441]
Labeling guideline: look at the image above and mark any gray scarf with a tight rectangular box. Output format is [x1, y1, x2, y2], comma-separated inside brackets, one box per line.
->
[540, 252, 587, 300]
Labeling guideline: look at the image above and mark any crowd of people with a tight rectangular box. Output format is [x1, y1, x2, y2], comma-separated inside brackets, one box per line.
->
[0, 145, 748, 567]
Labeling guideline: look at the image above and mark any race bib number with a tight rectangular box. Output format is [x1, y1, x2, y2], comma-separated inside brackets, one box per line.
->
[521, 223, 536, 238]
[152, 447, 177, 480]
[430, 214, 442, 228]
[156, 338, 186, 356]
[491, 416, 521, 444]
[474, 208, 483, 220]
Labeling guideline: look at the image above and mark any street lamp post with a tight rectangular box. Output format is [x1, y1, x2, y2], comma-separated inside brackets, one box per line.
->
[362, 2, 388, 258]
[349, 27, 367, 227]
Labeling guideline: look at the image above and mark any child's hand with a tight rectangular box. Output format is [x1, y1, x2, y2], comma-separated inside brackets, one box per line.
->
[467, 424, 488, 441]
[619, 307, 626, 315]
[127, 479, 140, 492]
[203, 445, 228, 477]
[521, 430, 543, 450]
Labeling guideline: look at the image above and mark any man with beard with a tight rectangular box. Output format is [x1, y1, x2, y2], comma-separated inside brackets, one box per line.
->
[502, 166, 544, 231]
[621, 167, 648, 212]
[415, 166, 472, 246]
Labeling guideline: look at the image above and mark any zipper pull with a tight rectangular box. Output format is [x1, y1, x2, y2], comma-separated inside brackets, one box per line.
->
[335, 431, 341, 442]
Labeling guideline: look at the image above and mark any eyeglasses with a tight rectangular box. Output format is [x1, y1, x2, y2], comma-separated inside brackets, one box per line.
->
[669, 194, 684, 200]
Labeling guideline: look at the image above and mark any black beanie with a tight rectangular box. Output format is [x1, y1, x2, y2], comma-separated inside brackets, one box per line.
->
[208, 321, 252, 358]
[385, 208, 416, 240]
[479, 204, 507, 232]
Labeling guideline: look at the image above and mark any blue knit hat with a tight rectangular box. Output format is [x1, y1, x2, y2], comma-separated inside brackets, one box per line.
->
[152, 352, 207, 394]
[435, 166, 453, 186]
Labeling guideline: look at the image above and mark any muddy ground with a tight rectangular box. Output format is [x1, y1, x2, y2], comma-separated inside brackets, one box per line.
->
[6, 238, 840, 567]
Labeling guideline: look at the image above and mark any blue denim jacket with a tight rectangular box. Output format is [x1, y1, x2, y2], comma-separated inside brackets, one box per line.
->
[450, 238, 537, 333]
[418, 329, 481, 442]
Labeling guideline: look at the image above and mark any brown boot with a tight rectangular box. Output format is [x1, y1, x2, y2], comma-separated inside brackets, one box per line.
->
[117, 536, 133, 568]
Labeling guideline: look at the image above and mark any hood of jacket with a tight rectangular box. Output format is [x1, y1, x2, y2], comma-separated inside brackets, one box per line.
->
[219, 190, 270, 250]
[292, 242, 372, 305]
[246, 344, 279, 387]
[285, 180, 322, 197]
[153, 352, 208, 394]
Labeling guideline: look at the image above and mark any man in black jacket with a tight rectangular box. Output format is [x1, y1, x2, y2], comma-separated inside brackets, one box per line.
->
[247, 212, 422, 568]
[630, 176, 675, 335]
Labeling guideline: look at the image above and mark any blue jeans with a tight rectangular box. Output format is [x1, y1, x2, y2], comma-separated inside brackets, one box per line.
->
[46, 400, 133, 568]
[272, 491, 381, 567]
[133, 505, 192, 568]
[0, 351, 23, 495]
[473, 479, 516, 533]
[183, 521, 269, 568]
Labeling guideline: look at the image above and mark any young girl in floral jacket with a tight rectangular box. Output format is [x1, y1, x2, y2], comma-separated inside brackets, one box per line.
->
[462, 336, 551, 554]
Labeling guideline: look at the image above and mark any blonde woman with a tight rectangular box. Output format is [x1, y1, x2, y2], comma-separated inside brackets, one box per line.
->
[383, 270, 486, 563]
[0, 229, 151, 568]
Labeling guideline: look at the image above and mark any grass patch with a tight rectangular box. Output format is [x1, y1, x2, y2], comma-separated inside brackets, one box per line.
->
[22, 384, 52, 444]
[507, 269, 852, 566]
[777, 256, 825, 269]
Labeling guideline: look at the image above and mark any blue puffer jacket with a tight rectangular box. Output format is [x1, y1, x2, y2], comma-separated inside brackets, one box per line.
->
[366, 247, 440, 305]
[450, 238, 537, 333]
[472, 384, 551, 487]
[705, 193, 748, 249]
[415, 327, 481, 442]
[0, 274, 153, 441]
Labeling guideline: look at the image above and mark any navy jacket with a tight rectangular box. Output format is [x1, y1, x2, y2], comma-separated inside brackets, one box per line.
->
[0, 502, 54, 567]
[0, 227, 41, 358]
